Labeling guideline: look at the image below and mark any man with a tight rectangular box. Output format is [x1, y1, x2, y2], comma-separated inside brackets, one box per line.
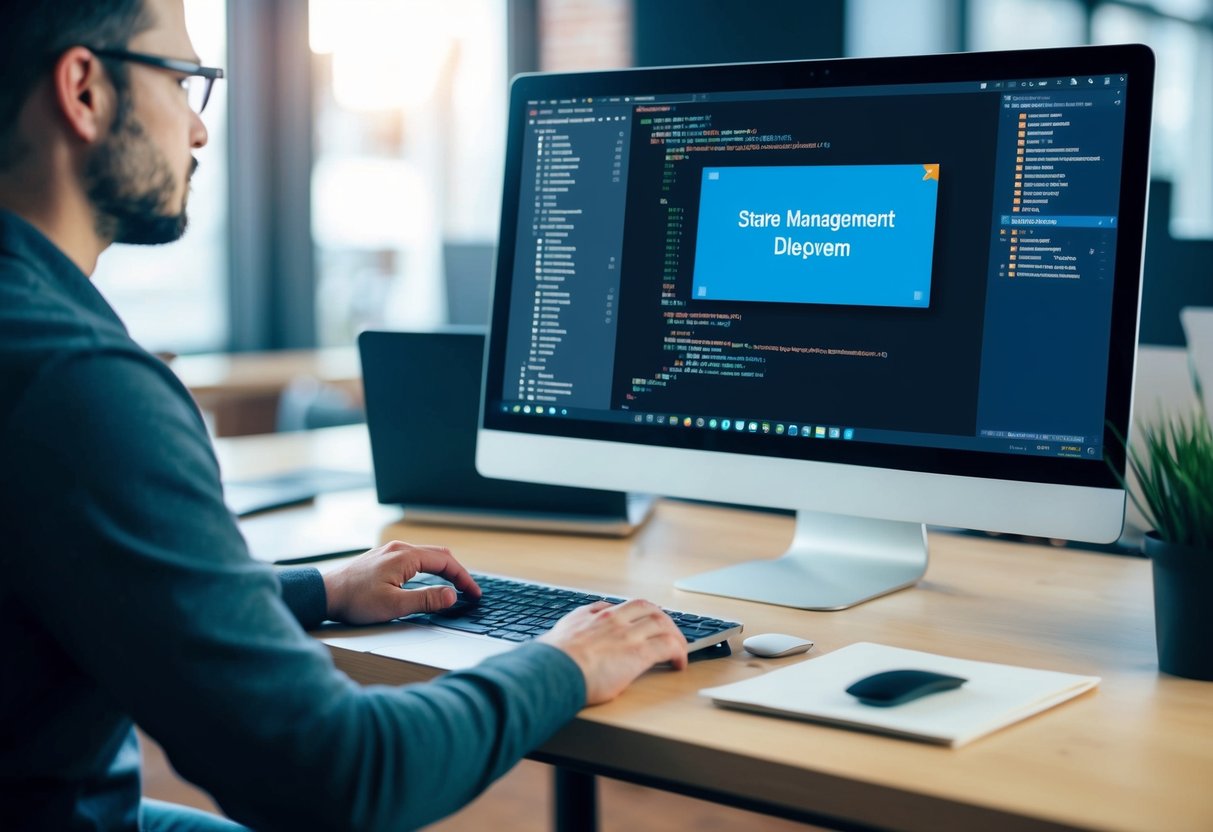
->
[0, 2, 688, 829]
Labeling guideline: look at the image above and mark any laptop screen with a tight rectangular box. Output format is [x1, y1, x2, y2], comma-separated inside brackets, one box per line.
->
[483, 46, 1153, 489]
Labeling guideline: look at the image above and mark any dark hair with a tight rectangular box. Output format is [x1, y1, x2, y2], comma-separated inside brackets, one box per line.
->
[0, 0, 153, 167]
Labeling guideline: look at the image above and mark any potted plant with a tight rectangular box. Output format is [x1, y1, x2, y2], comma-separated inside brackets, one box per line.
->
[1117, 376, 1213, 681]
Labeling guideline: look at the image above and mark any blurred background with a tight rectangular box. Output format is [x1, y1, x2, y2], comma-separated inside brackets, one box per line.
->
[101, 0, 1213, 434]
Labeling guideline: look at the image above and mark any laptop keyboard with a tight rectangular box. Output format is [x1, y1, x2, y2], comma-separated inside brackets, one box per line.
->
[420, 573, 743, 653]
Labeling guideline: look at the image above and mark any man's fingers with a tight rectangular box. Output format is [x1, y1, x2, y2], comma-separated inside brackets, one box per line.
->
[622, 610, 689, 669]
[649, 630, 690, 670]
[385, 542, 482, 599]
[419, 550, 481, 598]
[630, 610, 685, 646]
[397, 585, 456, 616]
[606, 598, 665, 624]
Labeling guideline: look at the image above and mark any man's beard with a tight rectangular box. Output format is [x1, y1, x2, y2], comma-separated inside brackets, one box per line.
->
[85, 102, 194, 246]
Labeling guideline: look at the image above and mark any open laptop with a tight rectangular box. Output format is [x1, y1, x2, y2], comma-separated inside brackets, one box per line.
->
[358, 328, 653, 534]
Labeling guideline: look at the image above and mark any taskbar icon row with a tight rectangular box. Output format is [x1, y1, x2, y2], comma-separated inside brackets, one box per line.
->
[632, 413, 855, 440]
[504, 403, 569, 416]
[500, 402, 856, 441]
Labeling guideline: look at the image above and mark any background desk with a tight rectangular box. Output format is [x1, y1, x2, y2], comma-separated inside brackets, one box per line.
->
[174, 347, 362, 436]
[216, 426, 1213, 832]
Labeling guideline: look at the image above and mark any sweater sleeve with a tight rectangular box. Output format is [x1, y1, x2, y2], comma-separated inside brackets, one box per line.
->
[277, 567, 328, 630]
[6, 351, 586, 831]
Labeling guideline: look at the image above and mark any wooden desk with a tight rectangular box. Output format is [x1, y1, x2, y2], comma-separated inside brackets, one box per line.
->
[173, 347, 361, 436]
[216, 427, 1213, 832]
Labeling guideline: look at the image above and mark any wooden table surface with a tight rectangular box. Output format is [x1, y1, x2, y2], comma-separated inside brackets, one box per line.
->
[217, 426, 1213, 832]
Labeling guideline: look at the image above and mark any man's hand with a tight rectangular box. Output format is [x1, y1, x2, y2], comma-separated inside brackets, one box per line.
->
[539, 600, 689, 705]
[322, 541, 481, 625]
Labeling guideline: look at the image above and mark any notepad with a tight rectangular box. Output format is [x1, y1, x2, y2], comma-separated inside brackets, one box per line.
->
[701, 642, 1099, 747]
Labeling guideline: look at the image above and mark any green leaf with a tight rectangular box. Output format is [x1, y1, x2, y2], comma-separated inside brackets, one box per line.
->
[1112, 397, 1213, 550]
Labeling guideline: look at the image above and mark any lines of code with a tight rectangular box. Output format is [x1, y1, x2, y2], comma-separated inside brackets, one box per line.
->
[627, 109, 848, 408]
[608, 91, 999, 436]
[501, 103, 633, 411]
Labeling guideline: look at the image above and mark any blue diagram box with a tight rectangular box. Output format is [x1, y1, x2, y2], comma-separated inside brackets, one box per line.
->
[691, 164, 940, 308]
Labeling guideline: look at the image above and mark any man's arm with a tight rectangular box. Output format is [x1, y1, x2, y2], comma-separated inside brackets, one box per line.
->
[6, 351, 586, 831]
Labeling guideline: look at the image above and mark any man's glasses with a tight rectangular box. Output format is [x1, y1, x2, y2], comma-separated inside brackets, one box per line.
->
[88, 48, 225, 114]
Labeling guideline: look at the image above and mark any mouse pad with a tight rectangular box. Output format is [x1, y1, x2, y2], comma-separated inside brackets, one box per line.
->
[700, 642, 1099, 747]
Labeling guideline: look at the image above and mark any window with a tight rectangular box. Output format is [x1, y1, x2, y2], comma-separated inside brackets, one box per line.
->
[539, 0, 632, 71]
[1093, 4, 1213, 237]
[92, 0, 228, 354]
[967, 0, 1087, 51]
[962, 0, 1213, 238]
[846, 0, 956, 57]
[308, 0, 509, 345]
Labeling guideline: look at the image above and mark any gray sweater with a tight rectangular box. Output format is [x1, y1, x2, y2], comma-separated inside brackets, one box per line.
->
[0, 209, 586, 831]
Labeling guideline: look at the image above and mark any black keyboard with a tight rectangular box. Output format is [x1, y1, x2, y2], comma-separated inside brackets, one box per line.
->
[418, 573, 743, 653]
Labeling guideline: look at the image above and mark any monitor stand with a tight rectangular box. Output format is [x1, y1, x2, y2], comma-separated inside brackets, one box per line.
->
[674, 509, 928, 610]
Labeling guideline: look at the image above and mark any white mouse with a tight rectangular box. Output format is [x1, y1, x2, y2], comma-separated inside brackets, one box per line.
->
[742, 633, 815, 658]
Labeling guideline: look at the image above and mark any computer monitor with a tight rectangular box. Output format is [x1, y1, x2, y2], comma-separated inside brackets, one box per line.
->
[477, 45, 1155, 610]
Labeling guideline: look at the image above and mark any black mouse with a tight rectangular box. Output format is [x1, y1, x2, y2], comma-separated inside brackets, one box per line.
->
[845, 669, 967, 707]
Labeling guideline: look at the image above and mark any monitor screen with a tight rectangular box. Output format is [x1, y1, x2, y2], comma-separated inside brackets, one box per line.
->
[479, 45, 1154, 609]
